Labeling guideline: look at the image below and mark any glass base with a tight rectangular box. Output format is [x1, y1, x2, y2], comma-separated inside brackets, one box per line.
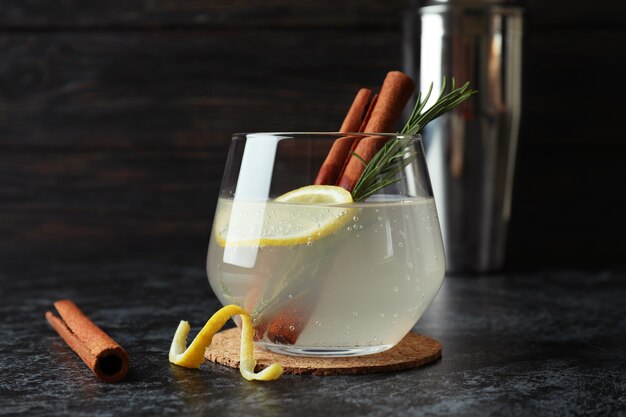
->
[258, 342, 394, 357]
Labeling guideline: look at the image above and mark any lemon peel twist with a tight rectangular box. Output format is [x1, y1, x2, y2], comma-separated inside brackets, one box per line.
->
[168, 304, 283, 381]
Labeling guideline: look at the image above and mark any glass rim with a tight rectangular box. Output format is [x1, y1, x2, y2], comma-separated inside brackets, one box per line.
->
[232, 132, 422, 139]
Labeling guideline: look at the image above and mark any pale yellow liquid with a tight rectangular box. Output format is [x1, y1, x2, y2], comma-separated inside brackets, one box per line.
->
[207, 196, 445, 355]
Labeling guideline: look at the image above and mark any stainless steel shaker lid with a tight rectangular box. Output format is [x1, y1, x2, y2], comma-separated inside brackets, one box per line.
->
[420, 0, 521, 6]
[418, 0, 523, 14]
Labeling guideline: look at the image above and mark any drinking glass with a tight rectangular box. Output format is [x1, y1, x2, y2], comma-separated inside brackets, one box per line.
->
[207, 132, 445, 357]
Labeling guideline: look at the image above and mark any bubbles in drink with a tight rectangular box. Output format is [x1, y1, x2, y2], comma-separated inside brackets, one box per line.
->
[207, 196, 445, 350]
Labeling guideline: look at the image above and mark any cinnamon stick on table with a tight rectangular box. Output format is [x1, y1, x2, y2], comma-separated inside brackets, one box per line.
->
[45, 299, 129, 383]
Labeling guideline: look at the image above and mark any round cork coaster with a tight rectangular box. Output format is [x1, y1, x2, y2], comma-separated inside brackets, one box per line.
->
[205, 328, 442, 376]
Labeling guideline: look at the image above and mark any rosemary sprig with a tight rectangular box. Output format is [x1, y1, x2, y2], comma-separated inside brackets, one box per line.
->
[351, 136, 417, 201]
[401, 77, 477, 135]
[351, 78, 476, 201]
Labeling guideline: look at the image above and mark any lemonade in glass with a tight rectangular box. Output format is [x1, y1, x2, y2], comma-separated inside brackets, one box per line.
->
[207, 133, 445, 357]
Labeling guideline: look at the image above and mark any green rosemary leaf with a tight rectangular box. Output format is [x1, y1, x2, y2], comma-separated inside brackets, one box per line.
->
[401, 78, 476, 136]
[350, 151, 367, 167]
[357, 178, 403, 202]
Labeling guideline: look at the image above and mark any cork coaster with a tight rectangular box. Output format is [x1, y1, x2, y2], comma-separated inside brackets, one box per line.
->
[205, 328, 442, 376]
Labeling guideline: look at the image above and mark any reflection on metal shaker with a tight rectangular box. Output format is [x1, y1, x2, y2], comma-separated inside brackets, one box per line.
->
[404, 0, 523, 272]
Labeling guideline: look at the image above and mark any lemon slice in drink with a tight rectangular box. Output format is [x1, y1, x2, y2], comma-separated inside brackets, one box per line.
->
[274, 185, 353, 205]
[215, 185, 353, 247]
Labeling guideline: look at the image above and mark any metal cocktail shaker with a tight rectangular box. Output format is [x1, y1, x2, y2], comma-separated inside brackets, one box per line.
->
[403, 0, 523, 272]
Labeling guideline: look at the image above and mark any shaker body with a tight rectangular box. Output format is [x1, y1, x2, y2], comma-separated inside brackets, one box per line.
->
[405, 3, 523, 272]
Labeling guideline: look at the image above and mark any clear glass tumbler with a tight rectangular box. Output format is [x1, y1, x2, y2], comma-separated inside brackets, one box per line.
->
[207, 132, 445, 357]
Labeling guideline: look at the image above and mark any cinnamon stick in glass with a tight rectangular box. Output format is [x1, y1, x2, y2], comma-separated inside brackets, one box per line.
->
[333, 94, 379, 184]
[263, 72, 415, 346]
[314, 88, 371, 186]
[339, 88, 372, 133]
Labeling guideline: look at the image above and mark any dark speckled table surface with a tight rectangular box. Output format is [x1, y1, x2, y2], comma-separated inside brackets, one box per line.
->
[1, 261, 624, 417]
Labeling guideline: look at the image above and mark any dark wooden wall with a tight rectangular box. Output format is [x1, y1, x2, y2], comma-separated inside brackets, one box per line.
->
[1, 1, 625, 270]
